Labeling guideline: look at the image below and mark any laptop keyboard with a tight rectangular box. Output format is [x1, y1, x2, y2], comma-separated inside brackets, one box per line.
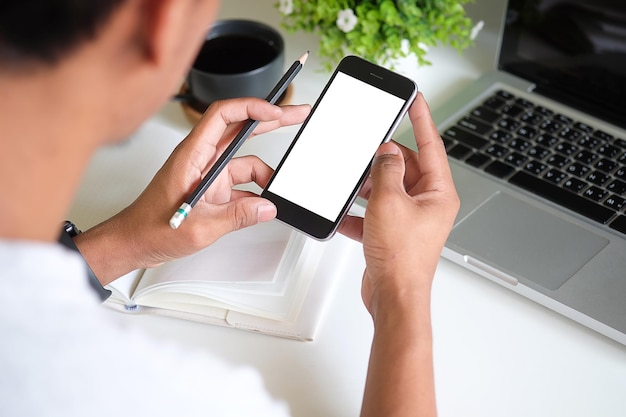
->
[443, 90, 626, 236]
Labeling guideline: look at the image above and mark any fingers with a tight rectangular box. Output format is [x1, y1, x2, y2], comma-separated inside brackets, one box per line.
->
[369, 142, 406, 196]
[194, 155, 277, 237]
[204, 196, 277, 239]
[174, 98, 309, 174]
[407, 93, 454, 185]
[337, 214, 364, 242]
[193, 97, 282, 140]
[192, 98, 309, 146]
[227, 155, 274, 189]
[338, 143, 406, 243]
[251, 103, 311, 136]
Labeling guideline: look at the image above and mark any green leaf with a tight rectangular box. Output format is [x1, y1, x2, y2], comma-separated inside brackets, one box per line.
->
[277, 0, 476, 71]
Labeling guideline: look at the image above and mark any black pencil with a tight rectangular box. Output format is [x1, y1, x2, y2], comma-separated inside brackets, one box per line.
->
[169, 51, 309, 229]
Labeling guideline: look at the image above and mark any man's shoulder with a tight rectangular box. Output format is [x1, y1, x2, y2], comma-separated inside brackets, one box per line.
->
[0, 239, 291, 417]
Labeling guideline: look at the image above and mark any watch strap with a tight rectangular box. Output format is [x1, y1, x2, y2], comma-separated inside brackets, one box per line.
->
[59, 221, 112, 302]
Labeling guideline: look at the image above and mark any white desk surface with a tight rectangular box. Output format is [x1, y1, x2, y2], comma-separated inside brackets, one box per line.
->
[69, 1, 626, 416]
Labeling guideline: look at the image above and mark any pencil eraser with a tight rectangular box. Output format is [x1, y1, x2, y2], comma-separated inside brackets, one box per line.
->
[169, 203, 192, 230]
[169, 213, 184, 229]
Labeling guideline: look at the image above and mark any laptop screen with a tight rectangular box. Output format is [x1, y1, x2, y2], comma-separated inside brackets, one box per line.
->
[499, 0, 626, 130]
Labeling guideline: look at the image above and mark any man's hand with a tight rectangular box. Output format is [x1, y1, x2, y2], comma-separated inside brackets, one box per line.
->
[75, 97, 310, 285]
[340, 93, 459, 417]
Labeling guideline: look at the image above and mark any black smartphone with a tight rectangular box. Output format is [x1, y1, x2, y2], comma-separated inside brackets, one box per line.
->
[261, 55, 418, 240]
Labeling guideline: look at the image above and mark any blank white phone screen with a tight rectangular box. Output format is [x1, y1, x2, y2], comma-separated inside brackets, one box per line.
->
[267, 71, 406, 221]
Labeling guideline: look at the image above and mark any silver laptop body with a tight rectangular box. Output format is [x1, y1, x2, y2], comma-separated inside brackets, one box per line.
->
[397, 0, 626, 345]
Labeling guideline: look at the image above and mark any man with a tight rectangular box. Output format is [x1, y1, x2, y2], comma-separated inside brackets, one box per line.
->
[0, 1, 459, 416]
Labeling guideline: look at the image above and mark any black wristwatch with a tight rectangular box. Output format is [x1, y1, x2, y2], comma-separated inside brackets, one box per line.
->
[58, 220, 112, 301]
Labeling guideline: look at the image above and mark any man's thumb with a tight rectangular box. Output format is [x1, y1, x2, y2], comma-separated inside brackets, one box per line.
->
[226, 199, 277, 232]
[369, 142, 405, 192]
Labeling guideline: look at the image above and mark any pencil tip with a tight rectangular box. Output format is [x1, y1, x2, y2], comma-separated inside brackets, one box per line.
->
[299, 51, 309, 65]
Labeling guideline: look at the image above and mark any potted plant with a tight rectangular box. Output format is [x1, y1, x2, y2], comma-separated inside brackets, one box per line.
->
[276, 0, 484, 71]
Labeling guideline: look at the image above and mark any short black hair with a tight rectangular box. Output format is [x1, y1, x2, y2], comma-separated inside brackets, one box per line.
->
[0, 0, 126, 68]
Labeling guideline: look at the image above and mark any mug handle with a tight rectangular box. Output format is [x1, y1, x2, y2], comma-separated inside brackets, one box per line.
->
[171, 92, 193, 102]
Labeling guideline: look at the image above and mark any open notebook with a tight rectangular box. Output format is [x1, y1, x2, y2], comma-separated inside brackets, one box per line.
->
[104, 221, 352, 341]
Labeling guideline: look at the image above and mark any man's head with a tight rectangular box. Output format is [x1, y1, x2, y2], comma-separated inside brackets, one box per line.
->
[0, 0, 220, 240]
[0, 0, 126, 70]
[0, 0, 219, 143]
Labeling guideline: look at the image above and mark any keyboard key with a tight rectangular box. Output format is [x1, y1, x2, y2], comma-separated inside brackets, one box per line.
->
[554, 114, 573, 125]
[509, 138, 532, 152]
[563, 177, 588, 193]
[485, 144, 508, 158]
[578, 136, 602, 150]
[586, 171, 610, 186]
[609, 215, 626, 235]
[517, 125, 538, 140]
[509, 172, 615, 223]
[594, 158, 618, 173]
[500, 103, 525, 118]
[459, 117, 493, 135]
[604, 195, 626, 211]
[465, 152, 491, 168]
[496, 90, 515, 100]
[583, 186, 608, 202]
[555, 142, 579, 155]
[560, 128, 582, 142]
[574, 121, 594, 133]
[489, 130, 514, 143]
[515, 97, 534, 108]
[444, 126, 489, 149]
[566, 162, 590, 178]
[524, 160, 547, 176]
[597, 144, 621, 158]
[497, 117, 521, 132]
[483, 96, 506, 110]
[520, 110, 543, 125]
[447, 143, 472, 159]
[607, 179, 626, 196]
[539, 120, 562, 134]
[505, 152, 528, 167]
[613, 138, 626, 149]
[615, 167, 626, 180]
[535, 106, 554, 117]
[593, 130, 613, 141]
[574, 150, 597, 165]
[470, 106, 501, 124]
[536, 133, 559, 148]
[546, 154, 570, 168]
[544, 169, 568, 184]
[484, 160, 515, 178]
[527, 146, 551, 160]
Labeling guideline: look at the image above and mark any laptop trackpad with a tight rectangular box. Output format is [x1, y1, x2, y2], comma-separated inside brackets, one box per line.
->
[448, 192, 609, 290]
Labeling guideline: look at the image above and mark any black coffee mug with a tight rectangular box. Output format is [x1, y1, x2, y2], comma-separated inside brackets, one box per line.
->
[175, 19, 285, 112]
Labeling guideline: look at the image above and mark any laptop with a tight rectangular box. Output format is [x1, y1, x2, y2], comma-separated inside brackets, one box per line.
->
[396, 0, 626, 345]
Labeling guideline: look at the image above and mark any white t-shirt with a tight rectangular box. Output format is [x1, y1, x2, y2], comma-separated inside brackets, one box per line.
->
[0, 240, 291, 417]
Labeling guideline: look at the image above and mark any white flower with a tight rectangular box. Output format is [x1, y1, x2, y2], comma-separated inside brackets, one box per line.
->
[336, 9, 358, 33]
[470, 20, 485, 40]
[278, 0, 293, 15]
